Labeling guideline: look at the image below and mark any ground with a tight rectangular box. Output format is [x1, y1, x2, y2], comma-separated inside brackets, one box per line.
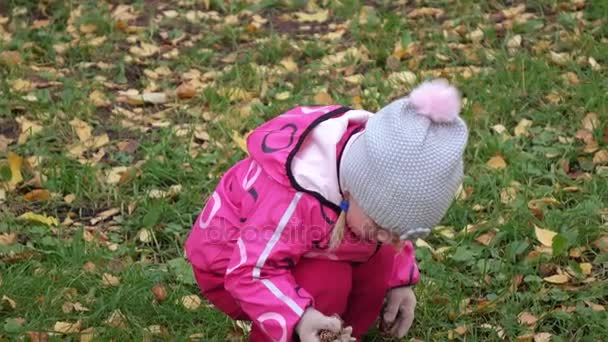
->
[0, 0, 607, 341]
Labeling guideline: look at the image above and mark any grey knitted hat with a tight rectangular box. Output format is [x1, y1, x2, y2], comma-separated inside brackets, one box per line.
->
[340, 79, 468, 240]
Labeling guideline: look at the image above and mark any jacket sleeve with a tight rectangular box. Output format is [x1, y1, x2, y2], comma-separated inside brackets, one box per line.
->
[224, 190, 314, 342]
[387, 240, 420, 288]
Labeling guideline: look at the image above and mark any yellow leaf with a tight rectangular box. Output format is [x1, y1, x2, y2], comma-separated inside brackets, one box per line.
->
[475, 231, 496, 246]
[486, 155, 507, 169]
[535, 226, 557, 247]
[579, 263, 592, 275]
[101, 273, 120, 287]
[18, 212, 59, 226]
[514, 118, 533, 137]
[106, 166, 129, 185]
[592, 235, 608, 252]
[543, 274, 569, 284]
[344, 74, 364, 85]
[500, 187, 517, 204]
[0, 51, 22, 66]
[294, 9, 329, 23]
[104, 310, 127, 329]
[80, 327, 96, 342]
[314, 92, 333, 105]
[280, 57, 299, 73]
[231, 130, 249, 154]
[89, 90, 110, 107]
[54, 320, 82, 334]
[129, 42, 159, 57]
[11, 78, 33, 92]
[275, 91, 291, 100]
[2, 295, 16, 309]
[5, 152, 24, 190]
[176, 82, 197, 99]
[592, 150, 608, 164]
[507, 35, 522, 50]
[407, 7, 444, 18]
[181, 294, 201, 310]
[69, 118, 92, 143]
[23, 189, 51, 202]
[16, 116, 43, 144]
[584, 301, 605, 312]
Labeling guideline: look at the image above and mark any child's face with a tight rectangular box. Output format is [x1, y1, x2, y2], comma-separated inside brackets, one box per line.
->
[345, 194, 402, 248]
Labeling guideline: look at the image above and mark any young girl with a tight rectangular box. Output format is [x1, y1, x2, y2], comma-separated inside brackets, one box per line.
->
[185, 79, 468, 342]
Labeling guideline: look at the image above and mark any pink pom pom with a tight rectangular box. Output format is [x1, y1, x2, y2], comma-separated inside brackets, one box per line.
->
[409, 79, 461, 123]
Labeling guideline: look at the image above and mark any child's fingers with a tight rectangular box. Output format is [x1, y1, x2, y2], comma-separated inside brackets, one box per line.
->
[383, 298, 400, 324]
[318, 315, 342, 332]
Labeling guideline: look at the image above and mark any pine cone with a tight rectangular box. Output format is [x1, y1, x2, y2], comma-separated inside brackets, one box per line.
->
[318, 329, 341, 342]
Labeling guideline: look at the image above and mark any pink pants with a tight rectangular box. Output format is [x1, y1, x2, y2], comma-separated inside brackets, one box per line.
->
[193, 245, 396, 342]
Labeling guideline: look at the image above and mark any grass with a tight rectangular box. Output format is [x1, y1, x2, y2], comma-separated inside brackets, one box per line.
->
[1, 0, 607, 340]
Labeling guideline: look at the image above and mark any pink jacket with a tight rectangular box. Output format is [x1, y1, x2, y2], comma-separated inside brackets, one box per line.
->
[185, 105, 419, 341]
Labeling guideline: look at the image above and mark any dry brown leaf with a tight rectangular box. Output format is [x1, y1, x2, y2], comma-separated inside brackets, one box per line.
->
[407, 7, 444, 18]
[24, 189, 51, 202]
[16, 116, 43, 144]
[344, 74, 364, 85]
[64, 193, 76, 204]
[579, 263, 592, 275]
[467, 28, 484, 44]
[181, 294, 202, 310]
[0, 51, 22, 65]
[562, 72, 580, 85]
[91, 208, 120, 225]
[475, 231, 496, 246]
[487, 155, 507, 169]
[543, 274, 569, 284]
[518, 312, 539, 326]
[106, 166, 129, 185]
[454, 325, 468, 335]
[582, 112, 599, 131]
[80, 327, 96, 342]
[82, 261, 96, 273]
[479, 324, 506, 339]
[102, 273, 120, 287]
[0, 232, 16, 246]
[152, 283, 168, 303]
[507, 35, 522, 50]
[3, 151, 23, 191]
[137, 228, 152, 243]
[534, 226, 557, 247]
[54, 320, 82, 334]
[592, 150, 608, 164]
[503, 4, 526, 18]
[584, 301, 605, 312]
[314, 92, 333, 105]
[105, 310, 127, 329]
[11, 78, 34, 92]
[176, 82, 197, 99]
[533, 333, 552, 342]
[26, 331, 49, 342]
[592, 235, 608, 252]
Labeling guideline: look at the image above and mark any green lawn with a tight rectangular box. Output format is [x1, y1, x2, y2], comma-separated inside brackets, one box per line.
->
[1, 0, 607, 341]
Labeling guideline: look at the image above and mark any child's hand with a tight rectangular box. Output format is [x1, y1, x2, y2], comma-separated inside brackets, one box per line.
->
[296, 307, 346, 342]
[380, 286, 416, 338]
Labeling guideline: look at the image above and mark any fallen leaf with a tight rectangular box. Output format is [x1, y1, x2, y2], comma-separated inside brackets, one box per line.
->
[535, 226, 557, 247]
[487, 155, 507, 169]
[314, 92, 333, 105]
[64, 193, 76, 204]
[275, 91, 290, 100]
[152, 283, 168, 303]
[144, 325, 167, 335]
[101, 273, 120, 287]
[104, 310, 127, 329]
[407, 7, 444, 18]
[507, 35, 522, 50]
[0, 51, 22, 66]
[82, 261, 96, 273]
[11, 78, 34, 92]
[475, 231, 496, 246]
[294, 9, 329, 23]
[500, 187, 517, 204]
[280, 57, 299, 73]
[502, 4, 526, 18]
[24, 189, 51, 202]
[129, 42, 159, 57]
[592, 235, 608, 252]
[176, 83, 197, 99]
[467, 28, 484, 43]
[106, 166, 129, 185]
[89, 90, 110, 107]
[584, 301, 605, 312]
[80, 327, 95, 342]
[231, 130, 248, 154]
[0, 232, 16, 246]
[518, 312, 539, 326]
[16, 116, 43, 144]
[388, 71, 417, 86]
[91, 208, 120, 225]
[543, 274, 569, 284]
[582, 112, 599, 131]
[514, 119, 533, 137]
[534, 332, 552, 342]
[18, 212, 59, 226]
[479, 324, 506, 339]
[69, 118, 92, 143]
[25, 331, 49, 342]
[54, 320, 82, 334]
[2, 295, 17, 309]
[579, 263, 592, 275]
[550, 51, 570, 65]
[588, 57, 600, 71]
[454, 325, 468, 335]
[3, 152, 23, 191]
[137, 228, 152, 243]
[181, 294, 201, 310]
[592, 150, 608, 164]
[344, 74, 364, 85]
